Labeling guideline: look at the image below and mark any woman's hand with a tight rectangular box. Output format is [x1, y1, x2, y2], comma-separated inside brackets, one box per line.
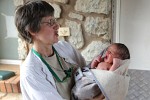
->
[91, 56, 103, 68]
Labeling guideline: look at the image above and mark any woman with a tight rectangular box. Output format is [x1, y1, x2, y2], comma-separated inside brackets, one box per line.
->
[15, 1, 86, 100]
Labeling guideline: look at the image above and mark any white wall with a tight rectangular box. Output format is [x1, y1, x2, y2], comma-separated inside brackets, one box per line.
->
[119, 0, 150, 70]
[0, 0, 18, 60]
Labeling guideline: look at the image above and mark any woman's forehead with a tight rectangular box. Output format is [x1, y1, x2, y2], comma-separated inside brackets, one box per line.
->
[41, 16, 54, 21]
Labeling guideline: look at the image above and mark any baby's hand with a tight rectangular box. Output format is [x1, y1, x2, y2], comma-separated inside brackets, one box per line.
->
[91, 56, 103, 68]
[109, 58, 122, 71]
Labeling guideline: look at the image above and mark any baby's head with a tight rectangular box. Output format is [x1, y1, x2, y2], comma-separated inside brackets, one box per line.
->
[104, 43, 130, 64]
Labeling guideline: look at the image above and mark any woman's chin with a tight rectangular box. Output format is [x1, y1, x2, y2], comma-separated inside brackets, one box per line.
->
[53, 39, 59, 44]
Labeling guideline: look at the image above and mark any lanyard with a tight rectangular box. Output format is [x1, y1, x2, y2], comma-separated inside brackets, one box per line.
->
[32, 46, 73, 83]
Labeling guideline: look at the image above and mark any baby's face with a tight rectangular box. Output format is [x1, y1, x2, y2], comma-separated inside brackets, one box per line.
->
[104, 45, 117, 64]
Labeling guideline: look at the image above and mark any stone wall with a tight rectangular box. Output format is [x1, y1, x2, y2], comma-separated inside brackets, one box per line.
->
[15, 0, 112, 62]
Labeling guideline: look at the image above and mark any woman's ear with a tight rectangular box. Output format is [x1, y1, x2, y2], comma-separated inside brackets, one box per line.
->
[30, 31, 39, 40]
[28, 30, 37, 37]
[25, 26, 37, 36]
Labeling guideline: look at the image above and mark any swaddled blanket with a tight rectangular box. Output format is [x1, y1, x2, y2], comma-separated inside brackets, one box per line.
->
[72, 67, 102, 100]
[72, 59, 130, 100]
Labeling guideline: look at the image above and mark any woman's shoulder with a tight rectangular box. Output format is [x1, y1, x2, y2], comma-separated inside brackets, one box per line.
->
[20, 51, 45, 78]
[53, 41, 83, 65]
[54, 41, 72, 49]
[21, 51, 43, 72]
[53, 41, 75, 56]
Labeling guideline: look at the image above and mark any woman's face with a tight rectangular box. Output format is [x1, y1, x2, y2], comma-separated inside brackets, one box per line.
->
[104, 45, 117, 64]
[33, 16, 59, 45]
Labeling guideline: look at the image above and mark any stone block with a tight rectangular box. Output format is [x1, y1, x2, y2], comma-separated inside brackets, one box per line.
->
[53, 0, 68, 4]
[75, 0, 111, 14]
[68, 12, 84, 21]
[81, 41, 109, 62]
[50, 3, 61, 18]
[84, 17, 110, 36]
[13, 0, 23, 6]
[65, 20, 84, 49]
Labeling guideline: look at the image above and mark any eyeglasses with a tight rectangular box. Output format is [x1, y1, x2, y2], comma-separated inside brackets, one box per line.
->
[41, 18, 57, 27]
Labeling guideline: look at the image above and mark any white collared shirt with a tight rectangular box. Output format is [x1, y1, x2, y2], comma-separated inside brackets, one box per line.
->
[20, 41, 86, 100]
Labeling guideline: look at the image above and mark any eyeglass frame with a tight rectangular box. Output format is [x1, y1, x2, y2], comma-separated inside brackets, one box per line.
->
[41, 18, 57, 27]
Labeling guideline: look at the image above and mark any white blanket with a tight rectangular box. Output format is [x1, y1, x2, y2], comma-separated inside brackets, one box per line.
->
[91, 59, 130, 100]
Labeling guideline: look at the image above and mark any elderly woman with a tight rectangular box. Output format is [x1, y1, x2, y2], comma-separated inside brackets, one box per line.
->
[15, 1, 86, 100]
